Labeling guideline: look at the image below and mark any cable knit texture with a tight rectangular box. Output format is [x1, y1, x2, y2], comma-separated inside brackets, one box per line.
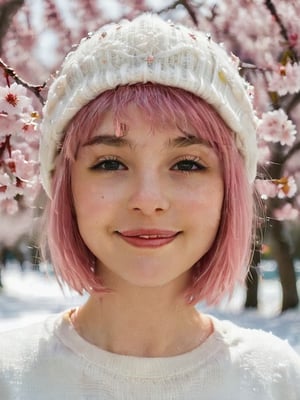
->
[40, 13, 258, 197]
[0, 312, 299, 399]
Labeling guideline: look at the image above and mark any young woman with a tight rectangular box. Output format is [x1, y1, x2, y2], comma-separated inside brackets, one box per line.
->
[1, 13, 299, 399]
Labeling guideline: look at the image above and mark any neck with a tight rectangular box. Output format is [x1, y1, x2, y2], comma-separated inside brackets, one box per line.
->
[72, 283, 212, 357]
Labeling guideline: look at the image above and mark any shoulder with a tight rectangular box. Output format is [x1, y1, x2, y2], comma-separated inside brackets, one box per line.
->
[0, 313, 62, 362]
[212, 317, 300, 394]
[214, 317, 300, 364]
[0, 312, 71, 398]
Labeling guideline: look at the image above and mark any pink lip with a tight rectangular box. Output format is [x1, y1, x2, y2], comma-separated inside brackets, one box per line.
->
[117, 229, 180, 248]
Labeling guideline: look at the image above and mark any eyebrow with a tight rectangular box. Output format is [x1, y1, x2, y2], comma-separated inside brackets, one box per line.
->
[167, 135, 211, 148]
[82, 134, 210, 149]
[83, 135, 133, 148]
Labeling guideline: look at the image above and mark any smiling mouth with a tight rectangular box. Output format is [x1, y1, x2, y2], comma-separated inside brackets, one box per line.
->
[117, 230, 180, 248]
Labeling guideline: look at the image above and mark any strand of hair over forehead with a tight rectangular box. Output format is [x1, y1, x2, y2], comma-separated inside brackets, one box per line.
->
[67, 84, 239, 154]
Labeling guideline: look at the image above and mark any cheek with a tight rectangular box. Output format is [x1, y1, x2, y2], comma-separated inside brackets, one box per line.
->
[176, 178, 224, 211]
[73, 189, 110, 224]
[72, 175, 118, 217]
[179, 181, 224, 235]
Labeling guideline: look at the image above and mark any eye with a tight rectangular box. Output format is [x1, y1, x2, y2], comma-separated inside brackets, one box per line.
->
[172, 157, 206, 172]
[90, 157, 127, 171]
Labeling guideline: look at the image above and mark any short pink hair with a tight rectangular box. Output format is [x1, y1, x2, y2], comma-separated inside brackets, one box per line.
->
[44, 84, 255, 305]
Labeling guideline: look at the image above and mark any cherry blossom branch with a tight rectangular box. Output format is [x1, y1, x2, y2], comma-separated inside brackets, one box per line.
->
[0, 0, 24, 54]
[286, 92, 300, 114]
[264, 0, 297, 61]
[0, 58, 46, 105]
[264, 0, 288, 42]
[283, 141, 300, 163]
[157, 0, 199, 26]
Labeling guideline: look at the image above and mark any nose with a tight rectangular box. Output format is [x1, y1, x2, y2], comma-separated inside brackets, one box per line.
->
[127, 171, 170, 215]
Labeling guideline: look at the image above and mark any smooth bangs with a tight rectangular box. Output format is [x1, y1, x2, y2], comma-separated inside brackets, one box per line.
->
[45, 83, 255, 303]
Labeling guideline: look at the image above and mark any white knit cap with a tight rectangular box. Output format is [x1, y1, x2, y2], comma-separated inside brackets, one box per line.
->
[40, 13, 258, 197]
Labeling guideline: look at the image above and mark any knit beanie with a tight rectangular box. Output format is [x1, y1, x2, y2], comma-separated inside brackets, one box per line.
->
[40, 13, 258, 197]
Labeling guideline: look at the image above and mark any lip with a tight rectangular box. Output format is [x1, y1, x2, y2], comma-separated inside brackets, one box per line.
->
[117, 229, 180, 248]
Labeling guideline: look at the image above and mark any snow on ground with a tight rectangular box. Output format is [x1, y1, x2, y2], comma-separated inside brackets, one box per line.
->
[0, 262, 299, 354]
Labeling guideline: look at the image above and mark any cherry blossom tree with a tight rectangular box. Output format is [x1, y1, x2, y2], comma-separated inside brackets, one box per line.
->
[0, 0, 299, 311]
[205, 0, 300, 311]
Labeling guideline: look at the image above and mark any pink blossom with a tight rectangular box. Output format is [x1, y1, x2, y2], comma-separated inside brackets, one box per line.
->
[256, 176, 298, 200]
[21, 117, 40, 143]
[10, 149, 39, 180]
[257, 109, 297, 146]
[0, 83, 33, 115]
[0, 111, 38, 142]
[267, 62, 300, 96]
[9, 141, 34, 161]
[0, 86, 40, 216]
[255, 179, 277, 199]
[274, 176, 298, 199]
[0, 113, 24, 139]
[273, 203, 299, 221]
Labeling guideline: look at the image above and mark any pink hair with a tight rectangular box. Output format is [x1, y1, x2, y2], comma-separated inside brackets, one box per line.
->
[44, 84, 255, 305]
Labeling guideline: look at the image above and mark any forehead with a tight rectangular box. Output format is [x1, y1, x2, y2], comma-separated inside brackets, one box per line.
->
[66, 85, 233, 159]
[85, 101, 213, 148]
[83, 104, 212, 151]
[94, 103, 185, 134]
[84, 103, 216, 147]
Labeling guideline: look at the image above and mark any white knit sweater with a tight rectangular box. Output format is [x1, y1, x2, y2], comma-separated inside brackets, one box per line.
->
[0, 311, 299, 400]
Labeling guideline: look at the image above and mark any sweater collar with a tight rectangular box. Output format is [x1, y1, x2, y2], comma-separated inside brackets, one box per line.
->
[53, 310, 231, 379]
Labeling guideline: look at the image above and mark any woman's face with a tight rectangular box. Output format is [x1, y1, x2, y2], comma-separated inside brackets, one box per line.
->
[71, 103, 224, 293]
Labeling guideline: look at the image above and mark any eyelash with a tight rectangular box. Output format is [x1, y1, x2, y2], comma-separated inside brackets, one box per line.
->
[90, 156, 127, 171]
[90, 156, 206, 172]
[90, 156, 127, 172]
[171, 156, 206, 172]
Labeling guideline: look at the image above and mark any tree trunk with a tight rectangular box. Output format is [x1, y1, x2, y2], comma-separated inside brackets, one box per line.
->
[245, 246, 261, 308]
[265, 144, 299, 312]
[0, 0, 25, 54]
[245, 266, 259, 308]
[0, 247, 4, 288]
[270, 219, 299, 311]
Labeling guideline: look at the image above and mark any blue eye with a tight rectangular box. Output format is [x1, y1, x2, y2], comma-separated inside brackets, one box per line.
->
[91, 158, 126, 171]
[172, 159, 206, 171]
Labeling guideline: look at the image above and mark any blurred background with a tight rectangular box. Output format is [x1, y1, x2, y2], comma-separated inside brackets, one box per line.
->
[0, 0, 299, 352]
